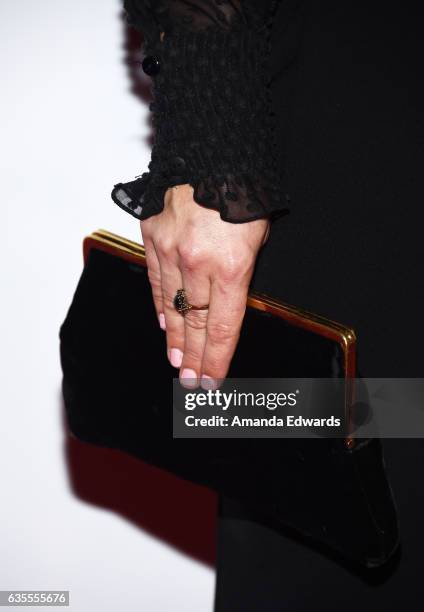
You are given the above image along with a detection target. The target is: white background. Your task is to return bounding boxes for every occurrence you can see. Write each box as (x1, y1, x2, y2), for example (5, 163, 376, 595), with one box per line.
(0, 1, 216, 609)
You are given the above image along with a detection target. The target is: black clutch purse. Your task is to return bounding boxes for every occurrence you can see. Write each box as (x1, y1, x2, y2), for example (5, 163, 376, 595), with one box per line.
(59, 230, 399, 569)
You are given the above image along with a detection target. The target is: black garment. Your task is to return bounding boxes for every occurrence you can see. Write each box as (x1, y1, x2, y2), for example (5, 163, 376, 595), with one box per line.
(113, 0, 424, 610)
(215, 0, 424, 610)
(111, 0, 287, 222)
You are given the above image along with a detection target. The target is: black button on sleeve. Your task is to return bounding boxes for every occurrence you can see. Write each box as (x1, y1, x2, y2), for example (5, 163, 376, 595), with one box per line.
(142, 55, 161, 76)
(170, 156, 186, 173)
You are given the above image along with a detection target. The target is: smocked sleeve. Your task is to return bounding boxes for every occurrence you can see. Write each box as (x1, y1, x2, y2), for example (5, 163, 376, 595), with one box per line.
(111, 0, 284, 223)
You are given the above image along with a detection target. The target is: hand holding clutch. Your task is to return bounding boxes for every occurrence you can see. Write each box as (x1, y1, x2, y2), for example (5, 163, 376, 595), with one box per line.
(140, 183, 269, 390)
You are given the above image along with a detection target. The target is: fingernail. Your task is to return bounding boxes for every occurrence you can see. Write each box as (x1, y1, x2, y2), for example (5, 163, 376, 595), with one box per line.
(159, 313, 166, 330)
(201, 375, 218, 390)
(169, 348, 183, 368)
(180, 369, 198, 388)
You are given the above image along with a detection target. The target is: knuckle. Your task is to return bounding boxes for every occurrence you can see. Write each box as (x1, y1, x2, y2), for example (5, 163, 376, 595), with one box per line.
(165, 328, 184, 347)
(179, 245, 205, 271)
(218, 257, 249, 282)
(162, 290, 177, 310)
(207, 320, 238, 344)
(220, 268, 240, 283)
(151, 290, 163, 307)
(184, 309, 208, 330)
(203, 354, 228, 378)
(183, 345, 202, 363)
(156, 237, 174, 257)
(147, 267, 161, 286)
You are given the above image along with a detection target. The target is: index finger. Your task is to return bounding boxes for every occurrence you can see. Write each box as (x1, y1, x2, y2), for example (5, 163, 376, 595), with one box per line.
(200, 277, 249, 389)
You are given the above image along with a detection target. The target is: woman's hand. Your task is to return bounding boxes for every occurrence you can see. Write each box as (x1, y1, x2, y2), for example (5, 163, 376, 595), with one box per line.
(141, 184, 269, 389)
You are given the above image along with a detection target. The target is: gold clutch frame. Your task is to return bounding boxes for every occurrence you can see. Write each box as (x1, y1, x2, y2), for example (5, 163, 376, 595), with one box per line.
(83, 229, 357, 448)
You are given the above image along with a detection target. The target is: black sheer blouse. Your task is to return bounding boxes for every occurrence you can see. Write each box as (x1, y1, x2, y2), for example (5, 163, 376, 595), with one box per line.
(112, 0, 284, 223)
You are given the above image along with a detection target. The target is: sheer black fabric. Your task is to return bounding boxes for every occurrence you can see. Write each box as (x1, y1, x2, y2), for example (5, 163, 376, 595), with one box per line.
(112, 0, 285, 223)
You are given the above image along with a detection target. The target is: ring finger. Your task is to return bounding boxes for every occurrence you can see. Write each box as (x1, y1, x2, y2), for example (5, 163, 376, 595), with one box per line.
(179, 267, 211, 389)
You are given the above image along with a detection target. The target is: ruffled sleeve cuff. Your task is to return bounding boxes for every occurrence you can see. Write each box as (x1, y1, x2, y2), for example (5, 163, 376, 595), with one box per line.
(112, 170, 285, 223)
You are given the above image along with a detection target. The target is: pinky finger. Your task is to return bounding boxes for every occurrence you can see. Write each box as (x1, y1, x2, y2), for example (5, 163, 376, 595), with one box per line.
(144, 238, 165, 330)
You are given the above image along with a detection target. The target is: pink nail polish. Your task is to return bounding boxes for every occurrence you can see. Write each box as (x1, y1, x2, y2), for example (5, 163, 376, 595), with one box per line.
(170, 348, 183, 368)
(180, 369, 198, 388)
(201, 375, 218, 390)
(159, 313, 166, 330)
